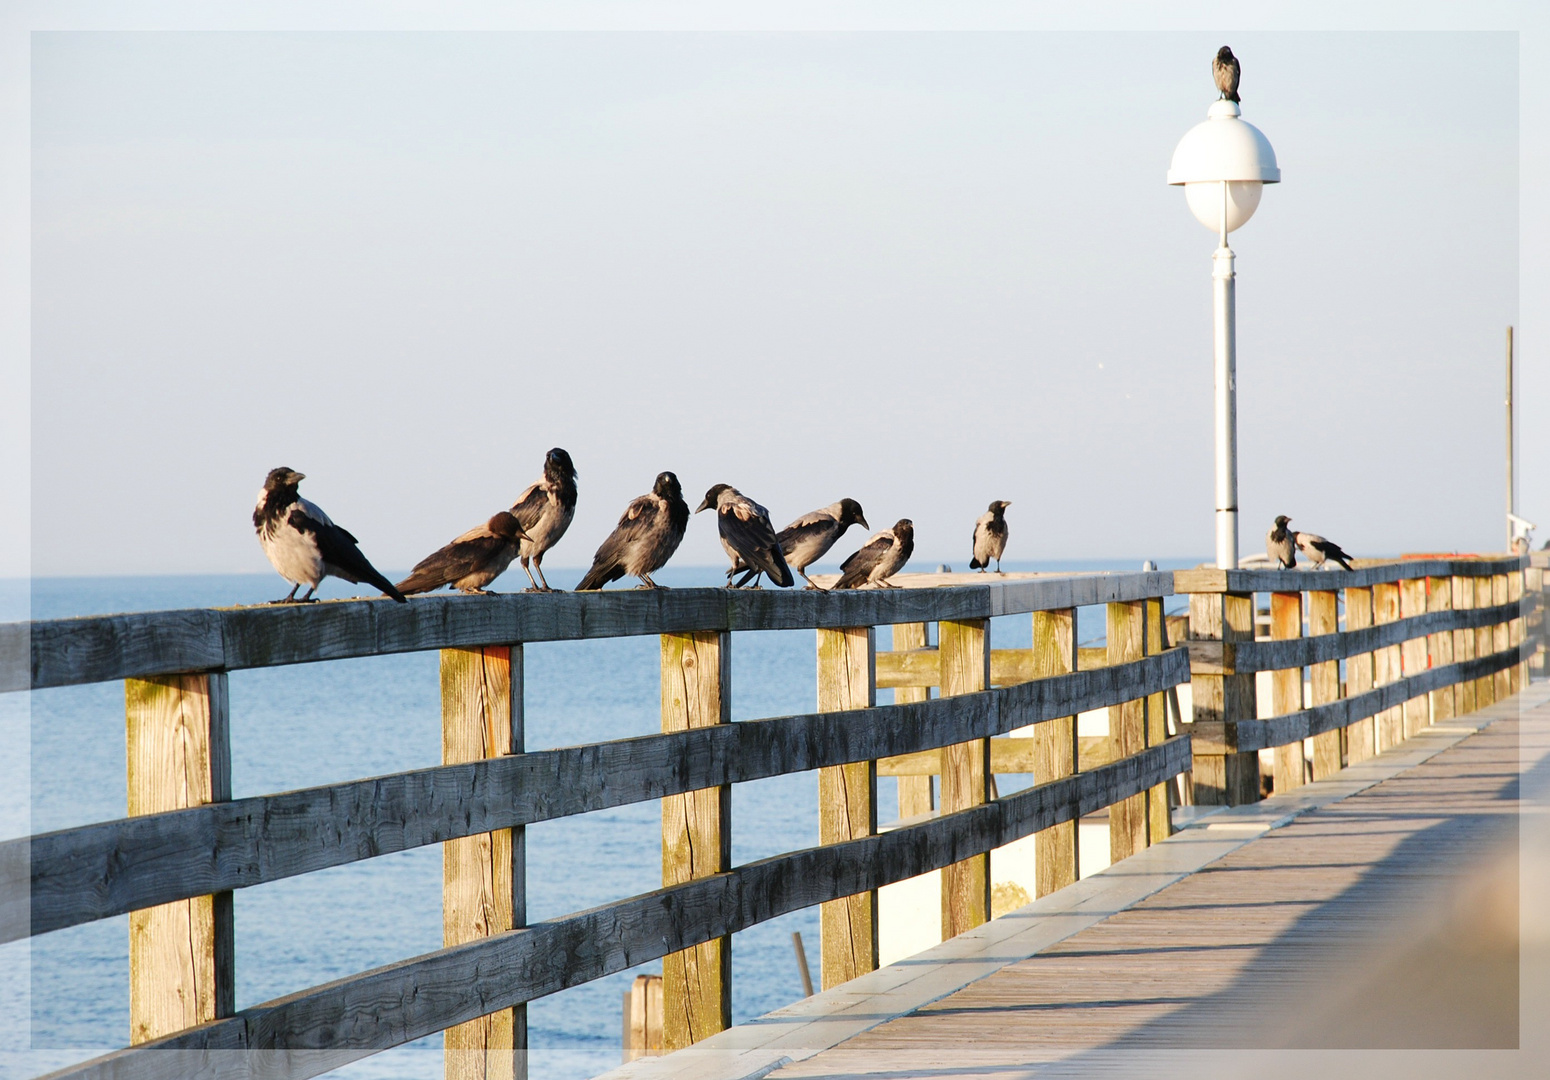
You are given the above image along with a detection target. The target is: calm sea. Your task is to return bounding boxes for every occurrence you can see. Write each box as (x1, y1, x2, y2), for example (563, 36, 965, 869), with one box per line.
(0, 560, 1193, 1080)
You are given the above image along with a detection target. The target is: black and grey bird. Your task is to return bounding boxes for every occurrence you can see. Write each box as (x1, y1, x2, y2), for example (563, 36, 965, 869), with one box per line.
(395, 511, 529, 596)
(968, 501, 1011, 573)
(833, 519, 915, 589)
(1213, 46, 1241, 103)
(509, 447, 578, 592)
(731, 498, 869, 589)
(573, 472, 690, 590)
(1266, 515, 1297, 569)
(253, 467, 406, 603)
(1295, 530, 1355, 571)
(696, 485, 795, 589)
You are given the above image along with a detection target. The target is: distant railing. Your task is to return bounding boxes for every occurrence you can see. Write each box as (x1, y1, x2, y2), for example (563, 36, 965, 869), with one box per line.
(3, 572, 1194, 1080)
(1174, 555, 1535, 803)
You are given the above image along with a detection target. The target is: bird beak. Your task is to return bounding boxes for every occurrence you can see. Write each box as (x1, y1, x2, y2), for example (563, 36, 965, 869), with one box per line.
(694, 498, 712, 513)
(858, 516, 870, 530)
(289, 471, 305, 484)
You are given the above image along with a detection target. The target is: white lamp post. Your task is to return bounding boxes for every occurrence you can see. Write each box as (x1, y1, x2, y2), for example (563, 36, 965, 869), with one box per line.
(1169, 100, 1280, 569)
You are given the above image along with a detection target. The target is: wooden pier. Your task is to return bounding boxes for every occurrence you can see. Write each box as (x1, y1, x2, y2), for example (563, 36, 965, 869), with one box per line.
(2, 553, 1543, 1079)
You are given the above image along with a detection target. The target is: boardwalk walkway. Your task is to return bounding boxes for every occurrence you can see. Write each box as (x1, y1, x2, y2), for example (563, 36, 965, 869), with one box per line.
(605, 681, 1550, 1080)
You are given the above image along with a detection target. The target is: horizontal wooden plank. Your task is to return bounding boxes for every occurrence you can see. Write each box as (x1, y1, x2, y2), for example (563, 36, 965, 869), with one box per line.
(1186, 601, 1521, 674)
(877, 647, 1110, 689)
(6, 649, 1190, 941)
(878, 736, 1111, 776)
(1182, 642, 1527, 753)
(7, 572, 1174, 693)
(39, 736, 1192, 1080)
(1173, 555, 1524, 597)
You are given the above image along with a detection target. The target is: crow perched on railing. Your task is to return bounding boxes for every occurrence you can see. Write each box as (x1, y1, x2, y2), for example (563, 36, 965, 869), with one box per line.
(1267, 515, 1297, 569)
(253, 467, 406, 603)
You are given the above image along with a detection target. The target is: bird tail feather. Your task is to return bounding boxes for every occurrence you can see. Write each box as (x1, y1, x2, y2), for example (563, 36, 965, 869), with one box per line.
(575, 562, 622, 592)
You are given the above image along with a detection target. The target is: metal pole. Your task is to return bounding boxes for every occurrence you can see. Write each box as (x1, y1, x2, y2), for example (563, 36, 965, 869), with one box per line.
(1507, 325, 1515, 551)
(1213, 181, 1238, 569)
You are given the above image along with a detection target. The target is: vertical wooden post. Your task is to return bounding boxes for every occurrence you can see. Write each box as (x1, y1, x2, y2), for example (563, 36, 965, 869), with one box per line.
(1344, 587, 1376, 764)
(1426, 577, 1456, 724)
(1508, 569, 1525, 693)
(1476, 576, 1497, 707)
(1107, 601, 1148, 858)
(442, 645, 525, 1080)
(1269, 592, 1305, 793)
(939, 618, 990, 938)
(1307, 592, 1341, 780)
(891, 622, 934, 819)
(817, 626, 878, 989)
(1492, 573, 1511, 701)
(1453, 576, 1478, 716)
(127, 672, 234, 1044)
(661, 632, 732, 1050)
(1031, 608, 1078, 896)
(1372, 582, 1404, 752)
(1187, 592, 1258, 805)
(1144, 598, 1172, 843)
(1398, 577, 1429, 738)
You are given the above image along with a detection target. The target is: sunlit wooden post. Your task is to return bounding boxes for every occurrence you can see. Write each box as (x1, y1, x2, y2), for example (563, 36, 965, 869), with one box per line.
(817, 626, 878, 989)
(1307, 591, 1341, 779)
(1144, 598, 1172, 843)
(1398, 577, 1429, 738)
(1453, 575, 1478, 716)
(1269, 592, 1305, 792)
(1344, 586, 1377, 763)
(1372, 582, 1403, 752)
(1032, 608, 1078, 895)
(1426, 577, 1456, 725)
(1491, 573, 1510, 703)
(891, 622, 934, 818)
(442, 645, 525, 1080)
(1108, 600, 1148, 857)
(1187, 588, 1259, 805)
(661, 631, 732, 1049)
(126, 673, 234, 1044)
(1508, 568, 1525, 693)
(939, 618, 990, 937)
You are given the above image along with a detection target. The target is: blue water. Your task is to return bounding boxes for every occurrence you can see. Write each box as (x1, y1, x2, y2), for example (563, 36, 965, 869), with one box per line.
(0, 560, 1195, 1079)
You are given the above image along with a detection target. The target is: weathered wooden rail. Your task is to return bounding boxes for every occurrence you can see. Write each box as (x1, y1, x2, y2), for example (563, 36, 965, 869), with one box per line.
(1175, 555, 1534, 802)
(5, 572, 1197, 1080)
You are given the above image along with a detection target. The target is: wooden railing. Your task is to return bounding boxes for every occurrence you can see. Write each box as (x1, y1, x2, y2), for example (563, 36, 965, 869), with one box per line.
(4, 572, 1197, 1080)
(1174, 555, 1534, 804)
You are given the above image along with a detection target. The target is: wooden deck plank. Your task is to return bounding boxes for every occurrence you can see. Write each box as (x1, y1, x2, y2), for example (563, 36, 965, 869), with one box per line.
(771, 696, 1535, 1074)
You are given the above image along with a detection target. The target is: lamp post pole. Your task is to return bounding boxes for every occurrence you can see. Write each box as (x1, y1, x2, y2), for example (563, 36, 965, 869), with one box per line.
(1213, 184, 1238, 570)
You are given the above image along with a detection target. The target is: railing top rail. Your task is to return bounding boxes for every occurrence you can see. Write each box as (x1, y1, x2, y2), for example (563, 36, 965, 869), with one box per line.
(1174, 555, 1526, 595)
(3, 570, 1173, 692)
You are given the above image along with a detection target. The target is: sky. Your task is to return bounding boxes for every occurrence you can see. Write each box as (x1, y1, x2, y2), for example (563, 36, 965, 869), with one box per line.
(3, 7, 1541, 578)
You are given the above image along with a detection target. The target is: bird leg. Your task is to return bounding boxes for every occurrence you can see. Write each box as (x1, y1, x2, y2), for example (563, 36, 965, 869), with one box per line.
(636, 573, 661, 589)
(298, 585, 318, 602)
(520, 557, 543, 592)
(533, 558, 554, 593)
(269, 583, 302, 604)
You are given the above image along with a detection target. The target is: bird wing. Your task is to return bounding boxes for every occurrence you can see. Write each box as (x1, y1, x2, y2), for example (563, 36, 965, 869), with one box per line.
(508, 482, 548, 532)
(777, 516, 835, 555)
(288, 506, 405, 601)
(576, 495, 661, 589)
(720, 501, 792, 586)
(836, 532, 893, 588)
(397, 534, 511, 594)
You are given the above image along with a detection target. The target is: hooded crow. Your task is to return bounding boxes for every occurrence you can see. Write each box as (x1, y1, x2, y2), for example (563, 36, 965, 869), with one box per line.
(833, 519, 915, 589)
(1213, 46, 1241, 102)
(396, 511, 529, 595)
(696, 485, 794, 589)
(1294, 530, 1355, 571)
(730, 498, 869, 589)
(1266, 515, 1296, 569)
(508, 448, 578, 592)
(968, 500, 1011, 573)
(253, 467, 406, 603)
(574, 472, 690, 590)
